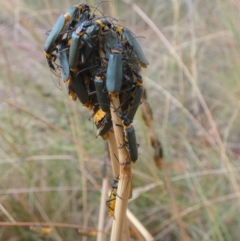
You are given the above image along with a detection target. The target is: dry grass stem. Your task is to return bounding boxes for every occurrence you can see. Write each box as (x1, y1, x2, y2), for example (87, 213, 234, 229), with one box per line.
(123, 217, 130, 241)
(0, 204, 16, 223)
(97, 177, 108, 241)
(127, 209, 154, 241)
(109, 95, 132, 241)
(162, 162, 190, 241)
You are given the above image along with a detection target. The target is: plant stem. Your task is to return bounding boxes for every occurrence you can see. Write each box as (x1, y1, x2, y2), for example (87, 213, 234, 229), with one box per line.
(109, 94, 132, 241)
(107, 129, 120, 177)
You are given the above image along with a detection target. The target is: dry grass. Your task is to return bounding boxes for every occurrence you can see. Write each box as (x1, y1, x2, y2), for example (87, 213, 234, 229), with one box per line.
(0, 0, 240, 240)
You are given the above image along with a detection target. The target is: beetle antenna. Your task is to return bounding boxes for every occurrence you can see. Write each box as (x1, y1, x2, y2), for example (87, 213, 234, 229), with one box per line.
(124, 28, 146, 41)
(50, 70, 62, 90)
(90, 1, 120, 27)
(76, 64, 99, 76)
(91, 1, 112, 17)
(45, 29, 51, 36)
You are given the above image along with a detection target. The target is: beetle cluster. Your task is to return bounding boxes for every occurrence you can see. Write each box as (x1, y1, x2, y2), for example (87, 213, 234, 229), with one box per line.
(44, 3, 149, 162)
(44, 3, 166, 222)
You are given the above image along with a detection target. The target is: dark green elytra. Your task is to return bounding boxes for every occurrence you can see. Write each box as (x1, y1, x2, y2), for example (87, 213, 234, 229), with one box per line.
(58, 44, 70, 83)
(44, 14, 66, 53)
(106, 53, 122, 93)
(104, 31, 119, 58)
(105, 31, 119, 48)
(69, 32, 81, 69)
(44, 5, 90, 54)
(123, 28, 149, 67)
(126, 87, 143, 121)
(85, 24, 101, 38)
(94, 78, 110, 112)
(70, 72, 89, 105)
(65, 6, 79, 26)
(125, 125, 138, 162)
(81, 24, 101, 61)
(80, 40, 93, 63)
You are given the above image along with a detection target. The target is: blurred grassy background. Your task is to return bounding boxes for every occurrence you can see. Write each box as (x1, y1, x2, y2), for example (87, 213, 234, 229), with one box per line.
(0, 0, 240, 240)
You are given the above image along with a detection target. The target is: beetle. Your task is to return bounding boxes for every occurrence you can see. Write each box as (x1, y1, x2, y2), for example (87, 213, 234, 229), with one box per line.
(124, 123, 138, 162)
(81, 23, 101, 62)
(94, 75, 110, 112)
(93, 109, 112, 138)
(124, 71, 144, 121)
(126, 87, 143, 121)
(97, 115, 112, 138)
(106, 44, 123, 93)
(99, 29, 119, 60)
(70, 71, 90, 105)
(67, 10, 93, 69)
(44, 3, 90, 53)
(68, 31, 82, 70)
(117, 112, 138, 162)
(106, 176, 132, 216)
(44, 13, 71, 65)
(44, 4, 91, 70)
(114, 26, 149, 68)
(120, 114, 138, 163)
(58, 42, 71, 85)
(68, 20, 93, 70)
(46, 48, 58, 71)
(106, 176, 119, 217)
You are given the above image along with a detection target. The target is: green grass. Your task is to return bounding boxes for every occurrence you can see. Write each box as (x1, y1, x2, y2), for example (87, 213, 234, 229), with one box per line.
(0, 0, 240, 240)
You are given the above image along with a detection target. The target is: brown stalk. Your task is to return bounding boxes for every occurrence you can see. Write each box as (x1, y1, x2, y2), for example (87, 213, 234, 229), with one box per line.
(109, 94, 132, 241)
(127, 209, 154, 241)
(107, 129, 120, 177)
